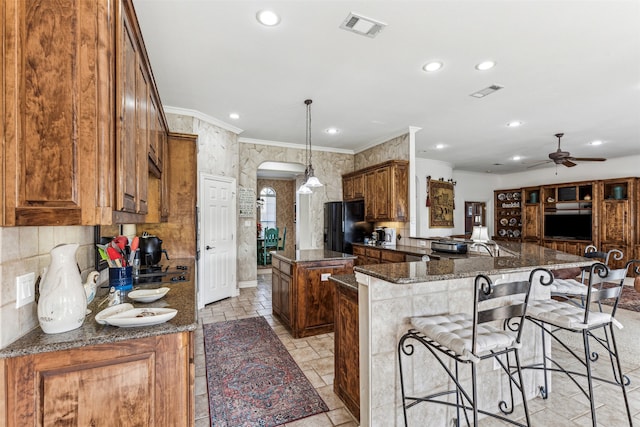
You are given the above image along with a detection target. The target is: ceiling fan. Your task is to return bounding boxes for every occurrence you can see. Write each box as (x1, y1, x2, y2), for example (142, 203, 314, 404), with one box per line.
(528, 133, 607, 168)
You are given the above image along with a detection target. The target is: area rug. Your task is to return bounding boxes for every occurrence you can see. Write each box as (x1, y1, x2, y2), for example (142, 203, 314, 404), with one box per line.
(601, 284, 640, 312)
(203, 316, 329, 427)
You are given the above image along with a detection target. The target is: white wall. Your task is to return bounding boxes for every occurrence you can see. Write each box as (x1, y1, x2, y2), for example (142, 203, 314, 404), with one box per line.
(494, 155, 640, 188)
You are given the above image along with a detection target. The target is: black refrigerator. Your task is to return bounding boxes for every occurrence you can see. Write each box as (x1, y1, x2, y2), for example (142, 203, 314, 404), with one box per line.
(324, 201, 372, 254)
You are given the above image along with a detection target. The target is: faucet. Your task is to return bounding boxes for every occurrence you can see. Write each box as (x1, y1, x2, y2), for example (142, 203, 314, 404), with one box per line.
(470, 242, 495, 257)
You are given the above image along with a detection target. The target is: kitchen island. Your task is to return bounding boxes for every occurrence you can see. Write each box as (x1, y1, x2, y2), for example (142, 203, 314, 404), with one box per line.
(354, 243, 592, 427)
(0, 259, 197, 426)
(271, 249, 356, 338)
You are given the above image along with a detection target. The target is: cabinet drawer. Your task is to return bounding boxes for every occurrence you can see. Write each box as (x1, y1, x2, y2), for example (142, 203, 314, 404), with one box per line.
(352, 246, 366, 256)
(381, 251, 405, 263)
(278, 261, 292, 276)
(365, 248, 382, 259)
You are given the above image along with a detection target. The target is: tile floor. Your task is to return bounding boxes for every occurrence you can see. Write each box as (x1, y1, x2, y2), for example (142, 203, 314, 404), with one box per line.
(193, 271, 640, 426)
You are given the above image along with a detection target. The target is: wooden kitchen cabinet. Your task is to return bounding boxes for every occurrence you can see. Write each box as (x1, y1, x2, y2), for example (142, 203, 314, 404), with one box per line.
(2, 0, 168, 226)
(342, 174, 364, 201)
(272, 258, 293, 327)
(334, 282, 360, 421)
(272, 256, 354, 338)
(521, 187, 541, 243)
(344, 160, 408, 222)
(143, 133, 198, 255)
(352, 244, 406, 265)
(3, 332, 194, 426)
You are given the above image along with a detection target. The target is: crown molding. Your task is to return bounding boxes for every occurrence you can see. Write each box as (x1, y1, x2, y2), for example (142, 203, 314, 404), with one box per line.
(239, 137, 354, 155)
(163, 105, 244, 134)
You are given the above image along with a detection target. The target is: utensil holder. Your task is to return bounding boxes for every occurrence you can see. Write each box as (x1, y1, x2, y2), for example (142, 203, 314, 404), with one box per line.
(109, 266, 133, 291)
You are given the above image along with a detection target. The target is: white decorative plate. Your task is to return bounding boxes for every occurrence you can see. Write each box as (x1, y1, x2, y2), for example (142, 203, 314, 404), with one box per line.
(500, 218, 508, 226)
(498, 229, 507, 237)
(95, 303, 134, 325)
(498, 193, 506, 201)
(127, 287, 170, 303)
(102, 308, 178, 327)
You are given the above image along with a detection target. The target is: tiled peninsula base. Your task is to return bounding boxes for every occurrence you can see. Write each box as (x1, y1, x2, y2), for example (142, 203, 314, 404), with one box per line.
(356, 270, 552, 427)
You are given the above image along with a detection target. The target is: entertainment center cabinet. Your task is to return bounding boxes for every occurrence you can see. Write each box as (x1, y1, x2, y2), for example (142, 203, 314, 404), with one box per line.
(495, 177, 637, 268)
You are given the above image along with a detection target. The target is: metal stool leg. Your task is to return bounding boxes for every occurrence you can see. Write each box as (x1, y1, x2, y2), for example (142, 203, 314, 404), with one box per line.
(583, 330, 597, 427)
(609, 323, 633, 426)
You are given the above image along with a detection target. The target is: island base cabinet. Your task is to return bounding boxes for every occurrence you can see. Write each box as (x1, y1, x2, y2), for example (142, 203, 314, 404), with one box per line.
(2, 332, 194, 426)
(272, 257, 354, 339)
(334, 284, 360, 421)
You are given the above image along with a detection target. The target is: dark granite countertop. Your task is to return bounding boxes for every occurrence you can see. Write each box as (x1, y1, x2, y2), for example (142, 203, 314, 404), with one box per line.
(272, 248, 357, 263)
(0, 259, 197, 359)
(329, 274, 358, 292)
(352, 242, 431, 257)
(354, 242, 591, 284)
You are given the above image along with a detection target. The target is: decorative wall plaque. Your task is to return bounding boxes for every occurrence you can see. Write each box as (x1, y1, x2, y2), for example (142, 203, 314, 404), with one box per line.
(428, 178, 454, 228)
(238, 187, 255, 218)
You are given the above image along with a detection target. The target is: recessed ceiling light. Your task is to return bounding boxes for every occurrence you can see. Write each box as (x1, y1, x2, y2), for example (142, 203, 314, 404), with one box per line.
(229, 113, 240, 120)
(589, 140, 603, 146)
(256, 10, 280, 26)
(325, 128, 340, 135)
(435, 143, 445, 149)
(475, 60, 496, 71)
(506, 121, 523, 127)
(422, 62, 443, 72)
(512, 155, 522, 161)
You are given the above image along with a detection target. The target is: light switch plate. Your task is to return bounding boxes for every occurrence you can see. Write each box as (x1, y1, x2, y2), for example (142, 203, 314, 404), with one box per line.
(418, 240, 427, 247)
(321, 273, 331, 281)
(16, 272, 36, 308)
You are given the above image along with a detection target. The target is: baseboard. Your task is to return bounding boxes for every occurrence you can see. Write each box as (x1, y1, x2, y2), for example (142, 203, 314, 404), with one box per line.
(238, 280, 257, 289)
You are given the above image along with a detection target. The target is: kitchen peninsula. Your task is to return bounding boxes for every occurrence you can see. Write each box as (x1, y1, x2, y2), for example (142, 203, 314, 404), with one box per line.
(0, 259, 197, 426)
(353, 242, 592, 427)
(271, 249, 356, 338)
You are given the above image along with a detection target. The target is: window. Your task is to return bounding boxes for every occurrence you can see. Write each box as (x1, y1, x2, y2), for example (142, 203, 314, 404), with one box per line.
(259, 187, 277, 231)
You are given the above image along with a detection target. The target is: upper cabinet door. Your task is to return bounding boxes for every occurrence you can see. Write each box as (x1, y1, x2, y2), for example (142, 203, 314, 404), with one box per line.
(2, 0, 112, 225)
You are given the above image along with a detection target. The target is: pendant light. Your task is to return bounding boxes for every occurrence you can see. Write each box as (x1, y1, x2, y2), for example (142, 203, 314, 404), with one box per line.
(297, 99, 322, 194)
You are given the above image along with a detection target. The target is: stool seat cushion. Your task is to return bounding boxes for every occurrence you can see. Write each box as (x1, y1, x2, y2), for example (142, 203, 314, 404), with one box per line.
(411, 313, 518, 363)
(548, 278, 588, 295)
(527, 299, 623, 330)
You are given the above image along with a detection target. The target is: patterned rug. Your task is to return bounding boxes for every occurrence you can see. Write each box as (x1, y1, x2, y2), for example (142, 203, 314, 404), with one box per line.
(203, 317, 329, 426)
(602, 284, 640, 312)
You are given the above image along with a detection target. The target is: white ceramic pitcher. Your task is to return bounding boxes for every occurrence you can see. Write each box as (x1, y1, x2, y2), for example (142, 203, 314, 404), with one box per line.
(37, 243, 87, 334)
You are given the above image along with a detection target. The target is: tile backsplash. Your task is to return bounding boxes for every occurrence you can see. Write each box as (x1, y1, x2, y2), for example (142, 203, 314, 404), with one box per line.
(0, 226, 97, 348)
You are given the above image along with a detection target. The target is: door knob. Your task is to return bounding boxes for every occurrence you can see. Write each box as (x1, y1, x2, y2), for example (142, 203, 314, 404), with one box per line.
(206, 245, 215, 250)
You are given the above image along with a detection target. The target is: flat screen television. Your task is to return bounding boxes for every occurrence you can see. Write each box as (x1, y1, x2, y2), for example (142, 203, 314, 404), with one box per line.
(544, 213, 592, 241)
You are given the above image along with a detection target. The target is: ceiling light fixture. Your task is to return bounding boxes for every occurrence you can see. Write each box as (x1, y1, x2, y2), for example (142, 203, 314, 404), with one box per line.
(589, 140, 603, 146)
(229, 113, 240, 120)
(325, 128, 340, 135)
(423, 62, 443, 72)
(297, 99, 323, 194)
(506, 121, 522, 127)
(475, 60, 496, 71)
(435, 143, 445, 149)
(256, 10, 280, 26)
(512, 155, 522, 161)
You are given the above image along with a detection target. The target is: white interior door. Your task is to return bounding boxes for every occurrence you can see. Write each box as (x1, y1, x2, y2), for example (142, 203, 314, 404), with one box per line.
(199, 174, 236, 306)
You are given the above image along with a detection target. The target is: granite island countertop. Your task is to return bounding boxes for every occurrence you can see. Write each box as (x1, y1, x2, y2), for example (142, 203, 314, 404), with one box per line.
(354, 242, 591, 284)
(272, 248, 357, 263)
(0, 258, 197, 359)
(328, 274, 358, 292)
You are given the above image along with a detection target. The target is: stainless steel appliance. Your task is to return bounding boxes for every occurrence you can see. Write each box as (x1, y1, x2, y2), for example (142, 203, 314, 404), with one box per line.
(324, 201, 373, 254)
(431, 240, 468, 254)
(382, 228, 397, 247)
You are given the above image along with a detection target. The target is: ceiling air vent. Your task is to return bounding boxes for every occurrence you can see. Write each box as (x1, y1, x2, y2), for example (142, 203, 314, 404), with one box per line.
(340, 12, 387, 38)
(470, 84, 504, 98)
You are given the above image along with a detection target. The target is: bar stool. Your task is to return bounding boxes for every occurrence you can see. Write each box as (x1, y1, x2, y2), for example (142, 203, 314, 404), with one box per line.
(548, 246, 624, 305)
(525, 260, 639, 427)
(398, 268, 546, 427)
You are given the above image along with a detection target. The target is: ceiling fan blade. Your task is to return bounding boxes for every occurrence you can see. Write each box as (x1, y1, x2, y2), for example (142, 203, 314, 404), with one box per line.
(526, 160, 552, 169)
(562, 159, 577, 167)
(570, 157, 607, 162)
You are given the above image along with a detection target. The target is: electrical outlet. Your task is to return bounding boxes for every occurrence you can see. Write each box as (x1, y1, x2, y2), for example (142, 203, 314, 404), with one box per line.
(321, 273, 331, 281)
(418, 240, 427, 247)
(16, 272, 36, 308)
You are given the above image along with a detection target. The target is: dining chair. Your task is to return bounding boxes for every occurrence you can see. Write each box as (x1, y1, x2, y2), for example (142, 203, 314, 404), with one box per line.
(277, 227, 286, 251)
(260, 228, 279, 265)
